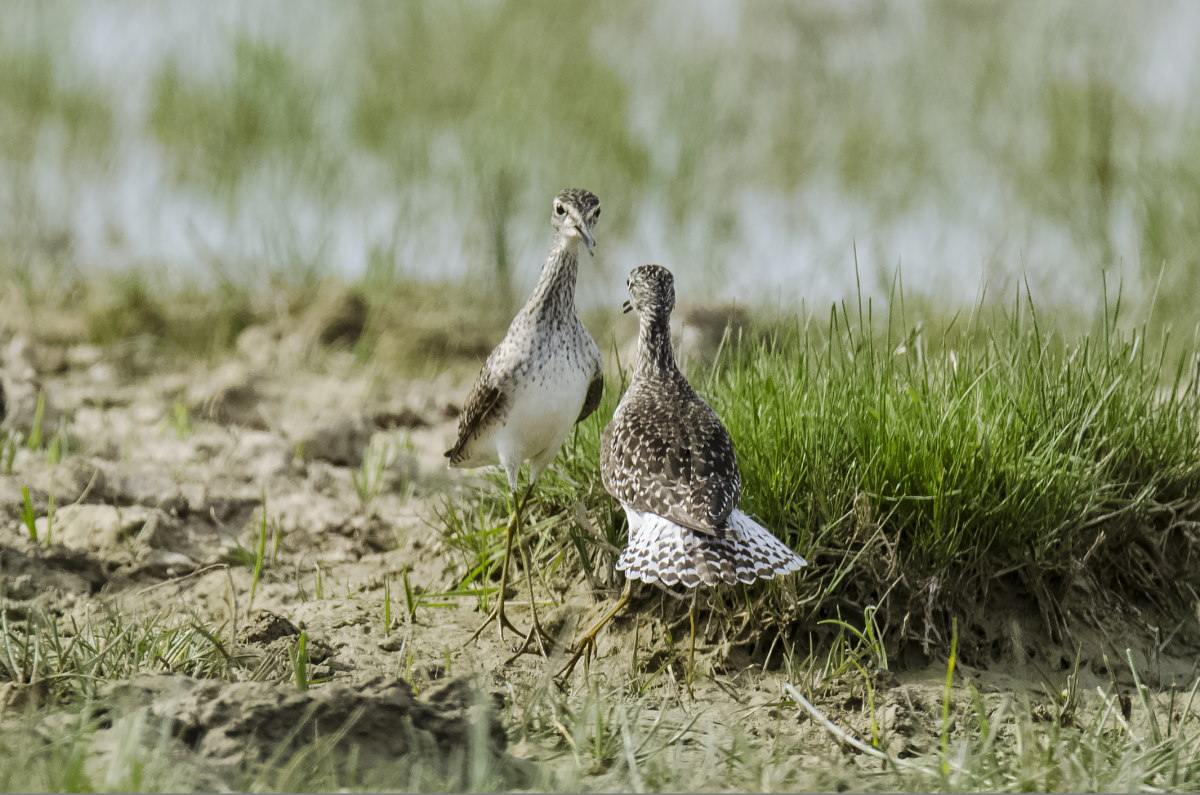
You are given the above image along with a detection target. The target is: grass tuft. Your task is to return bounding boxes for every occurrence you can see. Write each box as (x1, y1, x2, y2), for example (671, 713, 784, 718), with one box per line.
(0, 609, 234, 705)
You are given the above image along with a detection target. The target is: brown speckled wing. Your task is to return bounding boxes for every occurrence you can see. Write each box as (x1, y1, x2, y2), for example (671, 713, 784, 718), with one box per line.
(601, 379, 741, 535)
(445, 367, 508, 463)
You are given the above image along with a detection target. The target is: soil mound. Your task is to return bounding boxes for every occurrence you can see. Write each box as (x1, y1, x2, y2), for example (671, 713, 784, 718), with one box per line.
(104, 673, 507, 771)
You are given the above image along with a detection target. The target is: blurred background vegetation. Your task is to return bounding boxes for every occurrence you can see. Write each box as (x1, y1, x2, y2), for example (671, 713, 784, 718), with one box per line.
(2, 0, 1200, 360)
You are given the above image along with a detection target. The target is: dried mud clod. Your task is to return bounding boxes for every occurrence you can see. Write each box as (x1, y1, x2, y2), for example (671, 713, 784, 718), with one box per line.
(187, 368, 261, 428)
(0, 543, 110, 604)
(234, 610, 335, 680)
(314, 290, 369, 347)
(239, 610, 302, 645)
(303, 414, 375, 467)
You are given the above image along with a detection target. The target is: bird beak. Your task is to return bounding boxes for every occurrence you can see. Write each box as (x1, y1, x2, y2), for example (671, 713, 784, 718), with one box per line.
(578, 222, 596, 256)
(622, 299, 633, 314)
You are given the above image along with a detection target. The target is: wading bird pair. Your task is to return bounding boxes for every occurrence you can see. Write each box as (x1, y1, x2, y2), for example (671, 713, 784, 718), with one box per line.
(445, 188, 806, 670)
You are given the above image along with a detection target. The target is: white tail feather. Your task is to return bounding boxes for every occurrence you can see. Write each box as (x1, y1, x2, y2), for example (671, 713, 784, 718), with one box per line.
(616, 508, 806, 588)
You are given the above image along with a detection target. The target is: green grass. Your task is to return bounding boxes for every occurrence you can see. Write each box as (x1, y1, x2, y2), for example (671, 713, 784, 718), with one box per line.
(444, 285, 1200, 654)
(148, 35, 328, 190)
(249, 496, 269, 607)
(784, 666, 1200, 793)
(0, 40, 113, 160)
(0, 251, 526, 374)
(0, 710, 201, 793)
(291, 630, 309, 690)
(0, 609, 235, 705)
(0, 431, 18, 474)
(713, 289, 1200, 628)
(3, 652, 1200, 792)
(18, 486, 38, 541)
(0, 707, 518, 793)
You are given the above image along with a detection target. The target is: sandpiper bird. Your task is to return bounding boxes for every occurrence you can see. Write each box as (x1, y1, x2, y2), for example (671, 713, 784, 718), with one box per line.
(447, 188, 603, 659)
(561, 264, 806, 675)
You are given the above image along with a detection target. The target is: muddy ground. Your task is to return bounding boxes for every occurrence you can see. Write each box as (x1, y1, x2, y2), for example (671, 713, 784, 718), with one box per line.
(1, 322, 1196, 791)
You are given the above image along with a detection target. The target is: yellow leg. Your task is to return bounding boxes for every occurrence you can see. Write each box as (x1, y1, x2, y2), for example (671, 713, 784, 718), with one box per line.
(686, 589, 699, 692)
(558, 580, 634, 678)
(465, 484, 533, 646)
(503, 522, 558, 663)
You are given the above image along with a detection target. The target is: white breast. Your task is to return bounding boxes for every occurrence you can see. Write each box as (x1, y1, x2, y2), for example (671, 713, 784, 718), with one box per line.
(494, 359, 591, 469)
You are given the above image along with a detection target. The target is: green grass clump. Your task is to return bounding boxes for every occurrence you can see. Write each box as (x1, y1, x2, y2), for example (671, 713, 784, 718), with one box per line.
(0, 42, 114, 159)
(710, 292, 1200, 619)
(82, 272, 260, 360)
(444, 288, 1200, 649)
(0, 609, 234, 704)
(148, 35, 326, 188)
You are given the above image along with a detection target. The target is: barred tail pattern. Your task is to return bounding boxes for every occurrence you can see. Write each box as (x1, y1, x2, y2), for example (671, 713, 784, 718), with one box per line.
(615, 508, 806, 588)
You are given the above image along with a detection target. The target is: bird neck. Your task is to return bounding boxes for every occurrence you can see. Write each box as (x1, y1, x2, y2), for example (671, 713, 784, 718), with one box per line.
(524, 236, 580, 318)
(635, 311, 678, 381)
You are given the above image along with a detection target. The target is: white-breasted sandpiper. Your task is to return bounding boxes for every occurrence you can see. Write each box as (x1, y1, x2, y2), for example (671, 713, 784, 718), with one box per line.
(447, 188, 604, 659)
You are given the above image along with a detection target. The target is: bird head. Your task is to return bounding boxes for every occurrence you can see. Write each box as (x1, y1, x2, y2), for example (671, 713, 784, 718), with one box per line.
(623, 264, 675, 318)
(551, 188, 601, 256)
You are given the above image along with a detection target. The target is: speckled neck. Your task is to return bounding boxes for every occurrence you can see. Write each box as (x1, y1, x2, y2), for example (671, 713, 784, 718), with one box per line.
(523, 235, 580, 324)
(635, 309, 677, 381)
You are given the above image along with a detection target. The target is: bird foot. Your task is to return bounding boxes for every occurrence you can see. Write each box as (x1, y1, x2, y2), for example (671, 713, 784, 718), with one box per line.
(464, 601, 524, 648)
(503, 618, 557, 665)
(556, 583, 632, 679)
(556, 636, 597, 679)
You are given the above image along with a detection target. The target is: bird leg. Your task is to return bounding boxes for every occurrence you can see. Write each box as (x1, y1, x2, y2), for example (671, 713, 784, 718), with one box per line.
(686, 588, 699, 693)
(465, 484, 533, 646)
(502, 529, 558, 663)
(502, 482, 557, 661)
(558, 580, 633, 679)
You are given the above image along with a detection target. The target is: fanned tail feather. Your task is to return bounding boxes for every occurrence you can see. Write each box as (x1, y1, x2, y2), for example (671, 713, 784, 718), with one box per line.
(616, 508, 806, 588)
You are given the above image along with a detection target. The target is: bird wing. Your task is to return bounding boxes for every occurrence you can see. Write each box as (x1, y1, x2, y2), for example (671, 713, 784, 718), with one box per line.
(601, 383, 741, 535)
(444, 357, 511, 463)
(576, 369, 604, 424)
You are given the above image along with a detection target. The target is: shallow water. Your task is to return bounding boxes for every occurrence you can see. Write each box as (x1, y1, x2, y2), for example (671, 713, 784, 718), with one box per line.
(4, 0, 1200, 314)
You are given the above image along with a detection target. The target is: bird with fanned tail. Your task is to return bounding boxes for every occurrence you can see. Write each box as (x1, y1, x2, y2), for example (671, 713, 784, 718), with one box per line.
(561, 264, 806, 676)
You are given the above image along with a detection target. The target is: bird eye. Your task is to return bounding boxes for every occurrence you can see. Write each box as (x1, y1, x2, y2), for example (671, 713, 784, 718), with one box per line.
(594, 208, 601, 219)
(555, 203, 566, 216)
